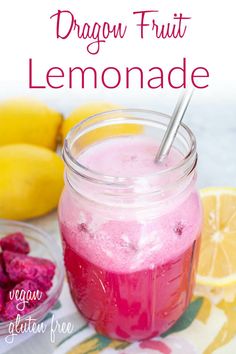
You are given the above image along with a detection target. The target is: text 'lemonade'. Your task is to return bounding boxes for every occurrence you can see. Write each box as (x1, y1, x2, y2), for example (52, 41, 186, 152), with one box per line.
(59, 111, 202, 341)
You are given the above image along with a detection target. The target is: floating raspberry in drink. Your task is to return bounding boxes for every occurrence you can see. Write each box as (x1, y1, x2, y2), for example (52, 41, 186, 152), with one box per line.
(0, 232, 30, 254)
(77, 223, 88, 233)
(174, 222, 185, 236)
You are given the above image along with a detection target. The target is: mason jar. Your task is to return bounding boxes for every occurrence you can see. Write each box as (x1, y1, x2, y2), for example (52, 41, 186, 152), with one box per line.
(58, 109, 202, 341)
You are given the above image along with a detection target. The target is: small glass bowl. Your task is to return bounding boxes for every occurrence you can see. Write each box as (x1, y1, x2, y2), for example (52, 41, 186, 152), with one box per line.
(0, 219, 64, 336)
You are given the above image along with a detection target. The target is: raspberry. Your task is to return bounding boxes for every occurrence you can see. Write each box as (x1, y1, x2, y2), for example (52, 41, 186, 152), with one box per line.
(1, 280, 47, 321)
(3, 251, 56, 291)
(0, 287, 4, 312)
(0, 253, 9, 287)
(0, 232, 30, 254)
(0, 230, 56, 322)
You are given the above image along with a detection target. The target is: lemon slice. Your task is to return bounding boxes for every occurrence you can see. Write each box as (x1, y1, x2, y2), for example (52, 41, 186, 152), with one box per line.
(197, 187, 236, 287)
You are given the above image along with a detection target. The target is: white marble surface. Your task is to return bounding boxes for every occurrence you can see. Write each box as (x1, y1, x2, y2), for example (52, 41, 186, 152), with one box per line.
(185, 101, 236, 188)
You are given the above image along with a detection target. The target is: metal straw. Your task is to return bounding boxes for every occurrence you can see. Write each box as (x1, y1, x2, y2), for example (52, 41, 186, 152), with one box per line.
(155, 89, 194, 163)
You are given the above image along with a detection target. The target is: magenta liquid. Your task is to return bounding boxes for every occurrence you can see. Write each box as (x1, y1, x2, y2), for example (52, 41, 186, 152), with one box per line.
(59, 135, 202, 341)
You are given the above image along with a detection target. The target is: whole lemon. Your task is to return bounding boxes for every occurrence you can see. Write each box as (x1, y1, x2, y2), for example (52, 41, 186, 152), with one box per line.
(61, 102, 142, 147)
(0, 144, 64, 220)
(0, 98, 62, 150)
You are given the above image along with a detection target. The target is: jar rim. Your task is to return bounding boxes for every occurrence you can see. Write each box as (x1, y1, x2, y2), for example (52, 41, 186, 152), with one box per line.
(63, 108, 197, 187)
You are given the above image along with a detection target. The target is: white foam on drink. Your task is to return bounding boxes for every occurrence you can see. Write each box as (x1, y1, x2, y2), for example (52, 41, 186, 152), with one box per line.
(78, 135, 182, 177)
(61, 135, 201, 273)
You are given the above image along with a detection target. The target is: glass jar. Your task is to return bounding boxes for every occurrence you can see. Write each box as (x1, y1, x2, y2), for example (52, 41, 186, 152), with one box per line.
(58, 109, 202, 341)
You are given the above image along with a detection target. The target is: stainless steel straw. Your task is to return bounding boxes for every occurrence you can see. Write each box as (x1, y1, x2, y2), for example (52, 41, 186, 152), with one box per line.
(155, 89, 194, 163)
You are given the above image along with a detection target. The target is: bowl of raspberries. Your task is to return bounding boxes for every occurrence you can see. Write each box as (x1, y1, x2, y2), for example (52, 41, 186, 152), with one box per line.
(0, 220, 64, 335)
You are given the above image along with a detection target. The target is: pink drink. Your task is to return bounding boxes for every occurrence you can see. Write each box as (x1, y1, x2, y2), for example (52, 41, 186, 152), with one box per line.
(59, 133, 202, 341)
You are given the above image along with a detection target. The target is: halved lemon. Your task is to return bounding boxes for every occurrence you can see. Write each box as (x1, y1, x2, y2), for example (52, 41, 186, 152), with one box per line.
(197, 187, 236, 287)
